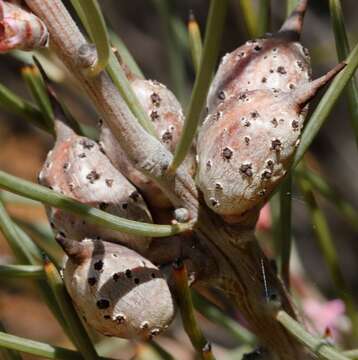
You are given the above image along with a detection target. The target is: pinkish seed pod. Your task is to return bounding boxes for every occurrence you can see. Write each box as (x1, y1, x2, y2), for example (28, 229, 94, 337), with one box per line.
(197, 64, 344, 223)
(38, 86, 152, 252)
(60, 237, 175, 339)
(100, 78, 196, 209)
(0, 0, 48, 52)
(207, 0, 310, 113)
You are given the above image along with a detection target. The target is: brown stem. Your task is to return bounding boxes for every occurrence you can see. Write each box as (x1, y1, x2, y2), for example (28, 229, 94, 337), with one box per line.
(24, 1, 310, 358)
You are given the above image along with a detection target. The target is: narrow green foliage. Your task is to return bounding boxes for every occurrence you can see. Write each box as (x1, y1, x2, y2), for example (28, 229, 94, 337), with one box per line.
(71, 0, 110, 76)
(109, 31, 144, 79)
(293, 42, 358, 167)
(0, 83, 52, 134)
(188, 12, 203, 74)
(295, 168, 358, 231)
(152, 0, 187, 103)
(0, 197, 37, 264)
(43, 258, 99, 360)
(21, 65, 54, 134)
(193, 293, 256, 345)
(329, 0, 358, 147)
(298, 170, 358, 339)
(344, 350, 358, 359)
(106, 52, 157, 136)
(278, 175, 293, 289)
(170, 0, 228, 173)
(0, 170, 192, 237)
(172, 261, 215, 360)
(71, 0, 156, 136)
(14, 217, 63, 267)
(0, 264, 44, 279)
(239, 0, 259, 38)
(0, 323, 22, 360)
(0, 332, 114, 360)
(258, 0, 271, 36)
(277, 311, 349, 360)
(0, 196, 70, 338)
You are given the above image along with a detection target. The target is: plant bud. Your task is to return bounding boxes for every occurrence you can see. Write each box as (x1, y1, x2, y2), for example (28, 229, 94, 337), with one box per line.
(206, 0, 310, 113)
(0, 0, 48, 52)
(100, 78, 196, 209)
(60, 237, 175, 339)
(197, 64, 344, 223)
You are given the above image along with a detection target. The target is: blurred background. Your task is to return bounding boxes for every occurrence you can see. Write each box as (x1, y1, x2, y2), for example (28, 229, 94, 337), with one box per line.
(1, 0, 358, 358)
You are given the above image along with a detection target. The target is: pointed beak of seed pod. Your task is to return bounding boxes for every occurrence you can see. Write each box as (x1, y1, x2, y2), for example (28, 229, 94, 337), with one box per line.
(292, 62, 346, 108)
(56, 235, 91, 265)
(278, 0, 308, 41)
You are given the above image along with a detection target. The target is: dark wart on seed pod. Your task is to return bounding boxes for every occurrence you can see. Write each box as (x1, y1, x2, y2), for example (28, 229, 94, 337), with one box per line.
(100, 75, 196, 209)
(207, 0, 310, 113)
(38, 86, 152, 252)
(59, 237, 175, 339)
(197, 64, 345, 223)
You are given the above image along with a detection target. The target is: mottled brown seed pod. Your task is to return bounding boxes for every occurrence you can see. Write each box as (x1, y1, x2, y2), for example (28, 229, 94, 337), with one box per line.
(100, 77, 196, 209)
(59, 237, 175, 339)
(197, 65, 344, 223)
(207, 0, 310, 113)
(0, 0, 48, 52)
(38, 90, 152, 252)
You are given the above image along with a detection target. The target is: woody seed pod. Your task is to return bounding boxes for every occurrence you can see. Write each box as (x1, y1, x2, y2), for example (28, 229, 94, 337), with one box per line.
(100, 75, 196, 209)
(0, 0, 48, 52)
(60, 237, 175, 339)
(197, 65, 345, 223)
(38, 85, 152, 252)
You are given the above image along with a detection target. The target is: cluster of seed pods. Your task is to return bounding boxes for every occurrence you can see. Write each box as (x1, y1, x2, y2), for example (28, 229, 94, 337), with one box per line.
(0, 0, 48, 52)
(37, 79, 177, 339)
(100, 68, 196, 209)
(197, 0, 344, 223)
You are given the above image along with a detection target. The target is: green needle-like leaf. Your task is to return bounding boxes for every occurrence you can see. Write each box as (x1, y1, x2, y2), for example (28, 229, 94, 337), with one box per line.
(0, 83, 52, 134)
(0, 264, 44, 278)
(0, 332, 114, 360)
(239, 0, 259, 38)
(43, 258, 99, 360)
(295, 168, 358, 231)
(293, 42, 358, 167)
(70, 0, 110, 76)
(21, 65, 54, 134)
(71, 0, 156, 136)
(188, 12, 203, 74)
(0, 170, 192, 238)
(152, 0, 187, 103)
(170, 0, 228, 173)
(277, 311, 349, 360)
(193, 293, 256, 345)
(109, 31, 144, 79)
(0, 323, 22, 360)
(172, 261, 215, 360)
(329, 0, 358, 147)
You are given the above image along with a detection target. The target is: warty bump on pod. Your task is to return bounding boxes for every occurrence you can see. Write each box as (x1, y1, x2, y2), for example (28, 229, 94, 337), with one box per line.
(58, 236, 176, 339)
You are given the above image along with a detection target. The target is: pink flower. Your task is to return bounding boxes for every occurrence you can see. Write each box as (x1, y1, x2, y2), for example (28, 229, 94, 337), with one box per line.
(302, 298, 350, 341)
(0, 0, 48, 52)
(256, 204, 271, 231)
